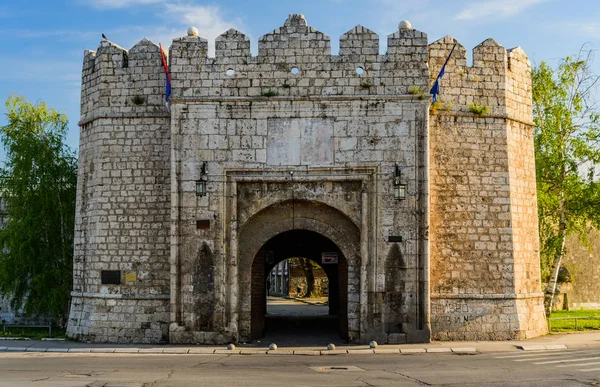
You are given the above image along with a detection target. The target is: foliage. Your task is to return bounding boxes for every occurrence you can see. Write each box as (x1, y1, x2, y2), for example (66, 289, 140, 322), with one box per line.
(261, 89, 279, 97)
(548, 309, 600, 332)
(430, 99, 453, 113)
(468, 103, 489, 116)
(289, 257, 324, 297)
(0, 326, 67, 340)
(532, 47, 600, 316)
(408, 86, 427, 100)
(360, 80, 373, 90)
(0, 96, 77, 325)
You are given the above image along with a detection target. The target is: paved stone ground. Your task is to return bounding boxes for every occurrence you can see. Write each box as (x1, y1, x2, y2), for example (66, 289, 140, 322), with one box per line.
(260, 296, 341, 347)
(266, 296, 329, 316)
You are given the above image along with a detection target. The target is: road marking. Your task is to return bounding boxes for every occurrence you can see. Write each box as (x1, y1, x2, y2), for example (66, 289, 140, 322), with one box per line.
(514, 356, 570, 362)
(580, 368, 600, 372)
(496, 349, 597, 359)
(534, 357, 600, 365)
(510, 352, 598, 362)
(496, 351, 568, 359)
(557, 362, 600, 368)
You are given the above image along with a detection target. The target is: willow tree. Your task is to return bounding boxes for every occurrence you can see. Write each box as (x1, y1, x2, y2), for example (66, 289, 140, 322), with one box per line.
(532, 49, 600, 316)
(0, 96, 77, 324)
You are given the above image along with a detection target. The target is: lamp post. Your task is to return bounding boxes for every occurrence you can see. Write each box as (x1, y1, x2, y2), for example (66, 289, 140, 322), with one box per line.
(394, 164, 406, 201)
(196, 162, 207, 197)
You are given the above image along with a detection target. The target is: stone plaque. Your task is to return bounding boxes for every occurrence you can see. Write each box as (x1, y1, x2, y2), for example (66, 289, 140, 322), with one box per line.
(267, 118, 334, 166)
(101, 270, 121, 285)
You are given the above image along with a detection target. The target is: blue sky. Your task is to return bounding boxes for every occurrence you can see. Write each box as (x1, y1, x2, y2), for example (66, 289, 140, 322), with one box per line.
(0, 0, 598, 157)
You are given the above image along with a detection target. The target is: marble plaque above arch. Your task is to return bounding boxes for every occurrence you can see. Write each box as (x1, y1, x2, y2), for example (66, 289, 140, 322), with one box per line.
(266, 118, 334, 166)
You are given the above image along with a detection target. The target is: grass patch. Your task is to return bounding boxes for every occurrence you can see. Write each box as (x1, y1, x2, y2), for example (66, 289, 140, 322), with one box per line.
(548, 309, 600, 332)
(0, 326, 66, 340)
(430, 99, 453, 113)
(360, 80, 373, 90)
(469, 103, 489, 116)
(261, 89, 278, 97)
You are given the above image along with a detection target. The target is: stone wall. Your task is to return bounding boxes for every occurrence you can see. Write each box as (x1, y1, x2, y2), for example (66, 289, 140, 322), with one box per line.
(428, 36, 547, 340)
(168, 15, 429, 344)
(67, 39, 171, 343)
(563, 232, 600, 309)
(68, 14, 546, 344)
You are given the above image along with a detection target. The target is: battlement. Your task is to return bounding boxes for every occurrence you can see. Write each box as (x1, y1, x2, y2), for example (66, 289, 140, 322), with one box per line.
(80, 14, 532, 124)
(80, 38, 169, 122)
(428, 35, 532, 123)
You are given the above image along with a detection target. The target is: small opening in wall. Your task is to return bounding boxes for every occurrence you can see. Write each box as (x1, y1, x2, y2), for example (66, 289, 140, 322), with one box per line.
(226, 68, 235, 76)
(356, 67, 365, 75)
(291, 67, 299, 75)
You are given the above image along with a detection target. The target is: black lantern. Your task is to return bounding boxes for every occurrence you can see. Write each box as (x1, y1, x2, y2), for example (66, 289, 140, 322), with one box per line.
(196, 162, 207, 197)
(394, 164, 406, 200)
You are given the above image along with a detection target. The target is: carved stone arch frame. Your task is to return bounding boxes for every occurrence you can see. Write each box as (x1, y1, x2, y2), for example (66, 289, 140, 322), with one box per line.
(224, 168, 377, 343)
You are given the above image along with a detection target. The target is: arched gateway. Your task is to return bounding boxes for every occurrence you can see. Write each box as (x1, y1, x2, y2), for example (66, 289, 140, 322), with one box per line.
(238, 200, 359, 341)
(67, 15, 548, 345)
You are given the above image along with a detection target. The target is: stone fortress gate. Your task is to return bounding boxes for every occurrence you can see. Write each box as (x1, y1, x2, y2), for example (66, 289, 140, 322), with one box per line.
(67, 15, 547, 344)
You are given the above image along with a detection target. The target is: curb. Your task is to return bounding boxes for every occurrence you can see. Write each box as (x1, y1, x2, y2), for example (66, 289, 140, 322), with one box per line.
(0, 346, 479, 356)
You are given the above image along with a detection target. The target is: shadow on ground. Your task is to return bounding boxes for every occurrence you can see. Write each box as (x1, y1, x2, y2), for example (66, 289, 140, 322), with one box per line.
(243, 296, 346, 347)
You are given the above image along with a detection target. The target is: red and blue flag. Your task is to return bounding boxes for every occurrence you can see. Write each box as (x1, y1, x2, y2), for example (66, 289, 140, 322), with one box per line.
(159, 43, 171, 112)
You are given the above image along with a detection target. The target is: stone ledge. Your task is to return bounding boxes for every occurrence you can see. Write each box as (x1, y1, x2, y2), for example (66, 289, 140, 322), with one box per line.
(431, 111, 535, 127)
(70, 292, 170, 301)
(431, 292, 544, 300)
(169, 94, 430, 104)
(78, 112, 170, 126)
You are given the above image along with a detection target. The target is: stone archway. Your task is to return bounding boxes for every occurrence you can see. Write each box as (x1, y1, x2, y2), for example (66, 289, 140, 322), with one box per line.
(251, 230, 348, 341)
(237, 199, 361, 343)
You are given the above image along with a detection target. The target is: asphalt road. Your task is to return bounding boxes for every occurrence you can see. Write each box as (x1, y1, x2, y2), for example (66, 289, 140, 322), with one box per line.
(0, 348, 599, 386)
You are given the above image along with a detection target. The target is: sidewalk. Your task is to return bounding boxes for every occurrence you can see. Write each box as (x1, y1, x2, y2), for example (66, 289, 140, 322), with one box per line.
(0, 331, 598, 356)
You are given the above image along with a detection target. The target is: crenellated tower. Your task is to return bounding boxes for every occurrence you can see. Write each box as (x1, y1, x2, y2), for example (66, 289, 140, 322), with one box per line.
(68, 39, 171, 343)
(67, 15, 546, 344)
(428, 36, 546, 340)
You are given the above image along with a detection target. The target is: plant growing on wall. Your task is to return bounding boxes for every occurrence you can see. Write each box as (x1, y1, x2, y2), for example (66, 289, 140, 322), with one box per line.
(0, 96, 77, 325)
(469, 103, 489, 116)
(532, 47, 600, 316)
(261, 89, 279, 97)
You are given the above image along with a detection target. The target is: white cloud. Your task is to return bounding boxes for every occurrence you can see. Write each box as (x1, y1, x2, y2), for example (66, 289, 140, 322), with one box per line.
(82, 1, 242, 56)
(578, 22, 600, 39)
(162, 3, 242, 46)
(455, 0, 549, 21)
(88, 0, 163, 9)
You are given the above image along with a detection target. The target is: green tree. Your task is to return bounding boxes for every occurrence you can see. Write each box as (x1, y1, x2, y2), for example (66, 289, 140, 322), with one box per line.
(532, 48, 600, 316)
(0, 96, 77, 324)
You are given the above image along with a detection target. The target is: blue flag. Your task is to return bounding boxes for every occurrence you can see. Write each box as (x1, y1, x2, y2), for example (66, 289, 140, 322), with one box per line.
(430, 44, 456, 103)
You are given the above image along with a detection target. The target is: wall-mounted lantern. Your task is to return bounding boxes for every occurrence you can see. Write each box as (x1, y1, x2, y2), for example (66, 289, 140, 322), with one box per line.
(394, 164, 406, 201)
(196, 162, 207, 197)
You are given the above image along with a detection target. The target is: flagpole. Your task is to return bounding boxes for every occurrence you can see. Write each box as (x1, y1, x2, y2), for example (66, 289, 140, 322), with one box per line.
(436, 43, 457, 79)
(430, 43, 457, 103)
